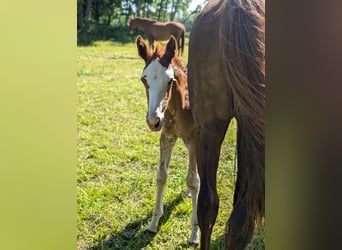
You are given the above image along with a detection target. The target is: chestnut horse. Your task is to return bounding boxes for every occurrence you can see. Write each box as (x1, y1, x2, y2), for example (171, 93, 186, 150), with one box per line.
(188, 0, 265, 249)
(130, 16, 185, 56)
(136, 35, 200, 244)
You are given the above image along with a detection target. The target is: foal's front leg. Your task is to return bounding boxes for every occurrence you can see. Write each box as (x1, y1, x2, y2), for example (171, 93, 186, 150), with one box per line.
(147, 132, 177, 233)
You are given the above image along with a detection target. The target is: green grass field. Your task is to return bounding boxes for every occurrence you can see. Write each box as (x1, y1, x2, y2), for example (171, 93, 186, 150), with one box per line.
(77, 40, 264, 249)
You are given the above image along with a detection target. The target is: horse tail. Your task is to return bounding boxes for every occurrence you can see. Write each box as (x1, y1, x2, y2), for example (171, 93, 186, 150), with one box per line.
(219, 0, 265, 236)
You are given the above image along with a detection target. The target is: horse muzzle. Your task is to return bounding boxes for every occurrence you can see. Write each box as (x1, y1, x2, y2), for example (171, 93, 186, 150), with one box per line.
(146, 116, 163, 132)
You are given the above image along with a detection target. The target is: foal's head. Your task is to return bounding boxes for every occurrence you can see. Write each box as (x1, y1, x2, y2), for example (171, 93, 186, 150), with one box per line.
(136, 35, 180, 131)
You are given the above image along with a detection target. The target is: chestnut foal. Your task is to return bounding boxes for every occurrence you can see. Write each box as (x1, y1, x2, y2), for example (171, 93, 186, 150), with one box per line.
(136, 35, 199, 244)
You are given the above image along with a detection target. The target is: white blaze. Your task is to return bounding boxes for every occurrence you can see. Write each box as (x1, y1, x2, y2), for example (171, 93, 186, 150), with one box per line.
(141, 61, 174, 123)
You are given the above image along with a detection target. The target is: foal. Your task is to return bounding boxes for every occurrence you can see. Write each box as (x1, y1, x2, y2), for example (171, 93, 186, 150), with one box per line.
(136, 35, 199, 244)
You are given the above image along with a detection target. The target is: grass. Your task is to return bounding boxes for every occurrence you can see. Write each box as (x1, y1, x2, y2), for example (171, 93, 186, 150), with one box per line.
(77, 39, 264, 249)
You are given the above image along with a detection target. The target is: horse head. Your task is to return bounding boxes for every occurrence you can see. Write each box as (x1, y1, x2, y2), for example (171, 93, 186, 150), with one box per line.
(136, 35, 178, 131)
(129, 16, 135, 33)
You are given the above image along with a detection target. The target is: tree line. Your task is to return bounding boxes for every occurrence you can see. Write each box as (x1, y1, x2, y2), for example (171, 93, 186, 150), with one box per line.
(77, 0, 205, 31)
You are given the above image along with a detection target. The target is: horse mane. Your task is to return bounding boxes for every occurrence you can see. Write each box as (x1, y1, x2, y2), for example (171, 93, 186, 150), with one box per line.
(217, 0, 265, 231)
(172, 57, 189, 109)
(171, 56, 188, 75)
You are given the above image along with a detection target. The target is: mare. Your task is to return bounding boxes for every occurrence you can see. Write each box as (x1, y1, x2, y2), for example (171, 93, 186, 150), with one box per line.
(136, 35, 200, 244)
(130, 16, 185, 56)
(187, 0, 265, 249)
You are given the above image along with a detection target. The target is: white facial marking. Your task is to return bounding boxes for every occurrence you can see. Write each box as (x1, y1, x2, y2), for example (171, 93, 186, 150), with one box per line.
(141, 61, 174, 124)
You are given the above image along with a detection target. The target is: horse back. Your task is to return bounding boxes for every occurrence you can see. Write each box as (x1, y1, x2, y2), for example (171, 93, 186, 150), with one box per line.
(149, 21, 185, 41)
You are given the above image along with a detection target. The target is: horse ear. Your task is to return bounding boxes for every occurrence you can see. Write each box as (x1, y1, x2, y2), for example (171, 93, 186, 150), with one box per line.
(136, 35, 151, 62)
(160, 35, 178, 67)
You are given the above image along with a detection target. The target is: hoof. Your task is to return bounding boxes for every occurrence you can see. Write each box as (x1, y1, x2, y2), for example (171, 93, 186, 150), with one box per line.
(185, 189, 192, 198)
(188, 232, 199, 247)
(145, 229, 157, 235)
(188, 240, 199, 248)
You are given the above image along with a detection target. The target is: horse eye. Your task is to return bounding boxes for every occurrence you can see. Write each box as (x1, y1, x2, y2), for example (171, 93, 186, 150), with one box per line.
(141, 76, 149, 89)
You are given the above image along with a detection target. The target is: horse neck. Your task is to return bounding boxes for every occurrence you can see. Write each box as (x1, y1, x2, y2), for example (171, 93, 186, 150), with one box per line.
(167, 65, 188, 113)
(166, 82, 182, 115)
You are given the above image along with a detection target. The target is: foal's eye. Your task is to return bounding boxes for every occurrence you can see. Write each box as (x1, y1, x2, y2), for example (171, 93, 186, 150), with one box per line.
(141, 75, 149, 89)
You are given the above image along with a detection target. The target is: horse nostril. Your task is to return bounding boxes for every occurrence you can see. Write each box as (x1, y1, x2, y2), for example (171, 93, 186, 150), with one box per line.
(154, 118, 160, 128)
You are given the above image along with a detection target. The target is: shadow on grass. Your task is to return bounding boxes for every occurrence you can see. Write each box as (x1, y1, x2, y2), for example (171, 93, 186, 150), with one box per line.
(90, 192, 264, 249)
(173, 234, 224, 250)
(91, 193, 185, 250)
(210, 234, 225, 249)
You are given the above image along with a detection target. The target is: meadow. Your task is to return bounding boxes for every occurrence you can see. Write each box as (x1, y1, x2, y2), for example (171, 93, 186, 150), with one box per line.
(77, 39, 264, 249)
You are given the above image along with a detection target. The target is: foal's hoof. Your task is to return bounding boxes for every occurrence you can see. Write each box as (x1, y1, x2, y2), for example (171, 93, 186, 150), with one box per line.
(145, 229, 157, 236)
(188, 233, 199, 247)
(185, 189, 192, 199)
(188, 240, 199, 248)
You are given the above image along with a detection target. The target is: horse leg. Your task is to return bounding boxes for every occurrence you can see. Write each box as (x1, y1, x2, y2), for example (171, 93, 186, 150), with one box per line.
(147, 36, 154, 51)
(147, 132, 177, 233)
(196, 119, 230, 250)
(184, 137, 200, 244)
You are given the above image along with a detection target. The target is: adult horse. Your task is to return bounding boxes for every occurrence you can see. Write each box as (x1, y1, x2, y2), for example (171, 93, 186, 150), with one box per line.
(136, 35, 200, 244)
(130, 16, 185, 56)
(187, 0, 265, 249)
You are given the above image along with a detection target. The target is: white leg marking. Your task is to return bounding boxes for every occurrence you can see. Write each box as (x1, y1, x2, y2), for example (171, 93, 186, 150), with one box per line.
(185, 140, 200, 244)
(147, 133, 176, 233)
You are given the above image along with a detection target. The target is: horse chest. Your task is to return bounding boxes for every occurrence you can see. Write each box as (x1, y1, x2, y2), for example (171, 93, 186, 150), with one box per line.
(163, 108, 193, 140)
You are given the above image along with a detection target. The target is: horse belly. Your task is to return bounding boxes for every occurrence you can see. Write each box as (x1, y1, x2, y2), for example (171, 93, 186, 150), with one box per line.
(151, 25, 170, 41)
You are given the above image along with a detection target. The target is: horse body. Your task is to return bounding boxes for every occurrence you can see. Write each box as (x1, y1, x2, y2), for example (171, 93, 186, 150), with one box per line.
(136, 35, 199, 244)
(188, 0, 265, 249)
(130, 17, 185, 56)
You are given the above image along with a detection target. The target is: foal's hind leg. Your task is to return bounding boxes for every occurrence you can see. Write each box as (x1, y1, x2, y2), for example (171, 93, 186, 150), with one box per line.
(184, 138, 200, 244)
(147, 132, 177, 233)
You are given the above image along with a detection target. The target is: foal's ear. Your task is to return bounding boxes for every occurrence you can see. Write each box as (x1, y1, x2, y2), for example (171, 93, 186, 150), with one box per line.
(136, 35, 151, 62)
(160, 35, 178, 67)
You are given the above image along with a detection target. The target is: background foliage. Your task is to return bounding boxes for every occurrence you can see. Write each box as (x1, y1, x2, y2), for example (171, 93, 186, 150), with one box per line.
(77, 0, 206, 46)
